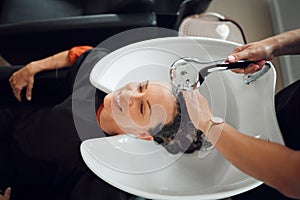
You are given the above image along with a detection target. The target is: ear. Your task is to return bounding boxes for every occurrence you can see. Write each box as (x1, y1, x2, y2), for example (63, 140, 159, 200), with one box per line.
(133, 132, 153, 141)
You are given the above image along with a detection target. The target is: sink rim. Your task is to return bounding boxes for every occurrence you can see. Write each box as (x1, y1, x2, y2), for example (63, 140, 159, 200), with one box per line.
(83, 36, 283, 200)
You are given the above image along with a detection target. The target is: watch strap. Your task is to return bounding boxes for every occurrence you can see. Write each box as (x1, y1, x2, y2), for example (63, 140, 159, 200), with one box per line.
(204, 116, 225, 145)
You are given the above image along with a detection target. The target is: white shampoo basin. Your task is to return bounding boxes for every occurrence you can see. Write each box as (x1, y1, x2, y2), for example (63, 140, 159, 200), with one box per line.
(82, 37, 284, 200)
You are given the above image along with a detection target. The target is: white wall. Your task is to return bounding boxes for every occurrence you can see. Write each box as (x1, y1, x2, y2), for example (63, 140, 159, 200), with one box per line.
(268, 0, 300, 87)
(207, 0, 284, 92)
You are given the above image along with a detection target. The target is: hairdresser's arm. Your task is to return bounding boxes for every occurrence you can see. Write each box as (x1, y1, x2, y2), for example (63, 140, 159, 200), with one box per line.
(182, 90, 300, 199)
(9, 46, 92, 101)
(214, 123, 300, 199)
(228, 28, 300, 73)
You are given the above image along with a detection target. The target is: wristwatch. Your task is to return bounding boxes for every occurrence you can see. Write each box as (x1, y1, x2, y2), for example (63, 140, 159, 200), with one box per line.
(204, 116, 225, 136)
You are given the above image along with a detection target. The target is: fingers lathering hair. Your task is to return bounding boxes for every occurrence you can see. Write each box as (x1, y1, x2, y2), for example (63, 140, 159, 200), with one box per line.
(149, 91, 204, 154)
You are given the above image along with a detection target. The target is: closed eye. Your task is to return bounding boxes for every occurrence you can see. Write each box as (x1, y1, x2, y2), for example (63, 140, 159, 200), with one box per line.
(140, 101, 144, 115)
(139, 82, 143, 92)
(147, 100, 151, 115)
(138, 81, 150, 116)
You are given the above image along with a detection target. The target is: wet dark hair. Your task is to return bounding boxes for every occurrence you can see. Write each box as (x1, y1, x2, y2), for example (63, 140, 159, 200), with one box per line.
(149, 91, 204, 154)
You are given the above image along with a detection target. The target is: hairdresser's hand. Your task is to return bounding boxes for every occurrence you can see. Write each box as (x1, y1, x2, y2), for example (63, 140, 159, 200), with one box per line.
(182, 90, 212, 133)
(227, 39, 276, 74)
(0, 187, 11, 200)
(9, 63, 38, 102)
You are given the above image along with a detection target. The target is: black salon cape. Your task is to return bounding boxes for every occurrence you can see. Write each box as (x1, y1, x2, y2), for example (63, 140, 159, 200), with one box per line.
(0, 49, 133, 200)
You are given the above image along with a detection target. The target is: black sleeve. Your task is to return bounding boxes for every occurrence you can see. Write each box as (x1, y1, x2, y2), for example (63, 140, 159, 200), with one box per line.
(275, 79, 300, 150)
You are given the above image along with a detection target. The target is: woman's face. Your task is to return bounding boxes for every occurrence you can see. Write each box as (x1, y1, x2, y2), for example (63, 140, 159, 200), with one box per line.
(99, 81, 178, 138)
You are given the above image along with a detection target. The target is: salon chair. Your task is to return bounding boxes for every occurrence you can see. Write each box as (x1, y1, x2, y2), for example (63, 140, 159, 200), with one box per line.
(178, 12, 247, 44)
(153, 0, 213, 30)
(0, 0, 156, 65)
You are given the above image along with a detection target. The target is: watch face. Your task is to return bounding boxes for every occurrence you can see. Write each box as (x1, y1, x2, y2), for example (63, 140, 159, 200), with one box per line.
(211, 116, 224, 124)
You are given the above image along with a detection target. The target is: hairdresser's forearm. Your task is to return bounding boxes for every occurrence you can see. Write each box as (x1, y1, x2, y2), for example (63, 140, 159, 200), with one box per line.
(213, 123, 300, 199)
(27, 50, 72, 75)
(271, 29, 300, 57)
